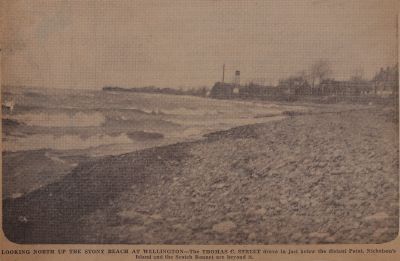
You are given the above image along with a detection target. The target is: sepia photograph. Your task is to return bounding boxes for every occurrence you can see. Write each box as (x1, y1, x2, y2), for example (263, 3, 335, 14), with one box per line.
(1, 0, 399, 245)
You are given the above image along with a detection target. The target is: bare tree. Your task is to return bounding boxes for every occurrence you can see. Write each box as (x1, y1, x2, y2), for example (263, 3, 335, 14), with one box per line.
(298, 70, 311, 84)
(310, 60, 332, 88)
(350, 66, 364, 82)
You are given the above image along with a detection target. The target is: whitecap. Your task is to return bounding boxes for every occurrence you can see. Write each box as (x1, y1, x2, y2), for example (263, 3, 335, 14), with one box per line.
(10, 112, 105, 127)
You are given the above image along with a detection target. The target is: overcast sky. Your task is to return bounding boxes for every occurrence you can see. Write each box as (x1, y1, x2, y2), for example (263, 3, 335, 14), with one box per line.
(2, 0, 398, 89)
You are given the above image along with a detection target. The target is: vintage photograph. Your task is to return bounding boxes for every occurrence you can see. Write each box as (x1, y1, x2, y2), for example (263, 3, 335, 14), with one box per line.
(1, 0, 399, 244)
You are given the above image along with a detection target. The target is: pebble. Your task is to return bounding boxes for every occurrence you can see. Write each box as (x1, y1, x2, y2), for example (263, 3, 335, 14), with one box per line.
(254, 208, 267, 215)
(364, 212, 389, 221)
(372, 228, 388, 238)
(172, 224, 187, 231)
(309, 232, 330, 239)
(150, 214, 163, 220)
(213, 183, 226, 189)
(212, 221, 236, 234)
(248, 232, 257, 240)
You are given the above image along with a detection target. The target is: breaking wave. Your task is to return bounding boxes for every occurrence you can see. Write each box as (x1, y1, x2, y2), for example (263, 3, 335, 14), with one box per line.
(11, 112, 105, 127)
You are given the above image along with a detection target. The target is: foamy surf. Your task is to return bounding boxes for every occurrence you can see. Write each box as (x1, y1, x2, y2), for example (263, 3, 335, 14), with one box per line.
(9, 112, 105, 127)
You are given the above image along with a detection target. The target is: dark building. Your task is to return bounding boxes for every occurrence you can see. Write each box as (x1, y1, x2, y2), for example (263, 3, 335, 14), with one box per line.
(277, 76, 311, 96)
(239, 82, 281, 99)
(372, 64, 399, 95)
(319, 79, 373, 96)
(209, 82, 237, 99)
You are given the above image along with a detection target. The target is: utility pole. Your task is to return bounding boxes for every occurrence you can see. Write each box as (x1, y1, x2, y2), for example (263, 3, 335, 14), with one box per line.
(222, 64, 225, 83)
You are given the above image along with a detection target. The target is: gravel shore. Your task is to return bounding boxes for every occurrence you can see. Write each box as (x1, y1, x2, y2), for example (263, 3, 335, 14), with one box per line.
(3, 107, 398, 244)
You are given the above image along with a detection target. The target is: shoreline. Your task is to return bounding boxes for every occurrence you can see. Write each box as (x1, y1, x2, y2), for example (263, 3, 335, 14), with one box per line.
(3, 107, 399, 244)
(0, 105, 373, 199)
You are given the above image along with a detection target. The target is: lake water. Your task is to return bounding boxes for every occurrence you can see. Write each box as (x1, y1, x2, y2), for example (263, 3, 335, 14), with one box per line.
(2, 86, 304, 155)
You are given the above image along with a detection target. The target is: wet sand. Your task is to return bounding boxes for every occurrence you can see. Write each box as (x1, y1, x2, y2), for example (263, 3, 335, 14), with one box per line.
(3, 107, 398, 244)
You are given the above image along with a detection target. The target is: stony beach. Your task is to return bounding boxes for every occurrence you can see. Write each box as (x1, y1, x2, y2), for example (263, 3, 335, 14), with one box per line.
(3, 106, 399, 244)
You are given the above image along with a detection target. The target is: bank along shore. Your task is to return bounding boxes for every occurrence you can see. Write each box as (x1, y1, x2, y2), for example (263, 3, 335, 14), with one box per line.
(3, 106, 399, 244)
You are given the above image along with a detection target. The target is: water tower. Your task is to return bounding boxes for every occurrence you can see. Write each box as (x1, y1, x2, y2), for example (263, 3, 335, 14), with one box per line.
(234, 70, 240, 86)
(233, 70, 240, 94)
